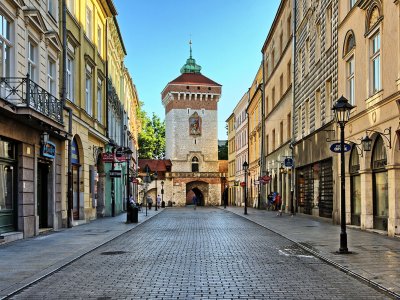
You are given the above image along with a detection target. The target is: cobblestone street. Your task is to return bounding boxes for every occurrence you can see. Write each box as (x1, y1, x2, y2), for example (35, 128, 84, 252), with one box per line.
(12, 208, 389, 299)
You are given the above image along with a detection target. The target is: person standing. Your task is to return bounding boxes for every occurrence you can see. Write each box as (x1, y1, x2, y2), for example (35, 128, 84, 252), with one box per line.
(192, 194, 197, 210)
(147, 195, 153, 210)
(275, 193, 282, 216)
(156, 194, 161, 209)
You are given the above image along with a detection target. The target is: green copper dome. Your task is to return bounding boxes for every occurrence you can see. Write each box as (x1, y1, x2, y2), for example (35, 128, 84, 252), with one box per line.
(180, 41, 202, 74)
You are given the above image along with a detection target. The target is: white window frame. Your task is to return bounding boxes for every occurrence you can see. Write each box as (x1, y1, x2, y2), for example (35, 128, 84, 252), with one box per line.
(0, 13, 12, 77)
(66, 0, 75, 16)
(47, 58, 56, 95)
(97, 78, 102, 122)
(86, 6, 92, 41)
(370, 31, 381, 95)
(85, 70, 92, 116)
(66, 55, 74, 102)
(28, 40, 37, 83)
(347, 55, 355, 105)
(47, 0, 58, 20)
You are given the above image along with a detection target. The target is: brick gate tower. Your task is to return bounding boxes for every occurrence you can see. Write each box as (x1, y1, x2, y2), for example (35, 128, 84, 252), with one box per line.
(161, 42, 224, 206)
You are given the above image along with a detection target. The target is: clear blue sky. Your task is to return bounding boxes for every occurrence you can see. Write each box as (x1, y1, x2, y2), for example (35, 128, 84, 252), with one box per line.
(114, 0, 280, 140)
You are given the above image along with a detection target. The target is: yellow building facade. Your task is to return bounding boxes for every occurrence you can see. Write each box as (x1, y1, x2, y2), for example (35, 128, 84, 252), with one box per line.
(226, 113, 236, 205)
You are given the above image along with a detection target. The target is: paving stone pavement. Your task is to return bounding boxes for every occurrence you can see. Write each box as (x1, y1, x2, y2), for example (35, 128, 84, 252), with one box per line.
(9, 208, 392, 300)
(0, 208, 161, 299)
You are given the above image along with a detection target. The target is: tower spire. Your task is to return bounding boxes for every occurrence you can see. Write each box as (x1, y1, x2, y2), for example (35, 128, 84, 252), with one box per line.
(180, 39, 202, 74)
(189, 39, 192, 58)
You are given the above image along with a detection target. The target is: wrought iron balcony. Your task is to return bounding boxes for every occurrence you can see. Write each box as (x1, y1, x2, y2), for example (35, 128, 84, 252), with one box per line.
(0, 75, 63, 124)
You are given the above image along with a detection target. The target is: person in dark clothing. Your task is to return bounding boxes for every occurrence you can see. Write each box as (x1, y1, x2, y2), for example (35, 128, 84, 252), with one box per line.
(223, 188, 228, 208)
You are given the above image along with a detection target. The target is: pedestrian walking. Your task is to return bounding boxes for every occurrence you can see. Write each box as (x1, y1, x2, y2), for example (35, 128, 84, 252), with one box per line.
(156, 194, 161, 209)
(223, 188, 228, 208)
(275, 193, 282, 216)
(192, 194, 197, 210)
(146, 195, 153, 210)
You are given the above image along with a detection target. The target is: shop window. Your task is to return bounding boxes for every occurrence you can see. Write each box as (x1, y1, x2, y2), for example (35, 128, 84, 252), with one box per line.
(192, 156, 199, 172)
(349, 146, 361, 226)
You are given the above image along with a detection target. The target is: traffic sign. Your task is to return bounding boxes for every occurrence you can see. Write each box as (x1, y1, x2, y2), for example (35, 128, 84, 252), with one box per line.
(330, 143, 351, 153)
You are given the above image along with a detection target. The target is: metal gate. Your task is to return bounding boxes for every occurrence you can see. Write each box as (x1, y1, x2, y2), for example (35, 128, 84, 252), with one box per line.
(319, 159, 333, 218)
(297, 165, 313, 215)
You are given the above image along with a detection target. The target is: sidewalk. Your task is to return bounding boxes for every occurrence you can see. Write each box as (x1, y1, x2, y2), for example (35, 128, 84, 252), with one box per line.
(223, 206, 400, 299)
(0, 208, 163, 299)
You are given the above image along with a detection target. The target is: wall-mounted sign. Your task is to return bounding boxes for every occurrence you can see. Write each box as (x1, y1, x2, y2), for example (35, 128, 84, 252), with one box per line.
(109, 169, 122, 178)
(115, 147, 127, 162)
(240, 182, 246, 187)
(71, 138, 79, 164)
(330, 143, 351, 153)
(41, 141, 56, 159)
(102, 152, 115, 163)
(284, 157, 294, 168)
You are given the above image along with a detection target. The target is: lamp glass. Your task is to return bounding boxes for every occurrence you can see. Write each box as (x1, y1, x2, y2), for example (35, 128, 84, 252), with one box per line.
(362, 136, 372, 151)
(41, 132, 49, 144)
(242, 161, 249, 171)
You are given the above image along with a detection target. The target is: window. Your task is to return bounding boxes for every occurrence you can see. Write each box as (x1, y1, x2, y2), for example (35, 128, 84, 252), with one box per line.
(271, 48, 275, 70)
(272, 87, 275, 108)
(192, 156, 199, 172)
(298, 49, 303, 81)
(326, 5, 333, 49)
(280, 74, 284, 97)
(66, 56, 74, 102)
(66, 0, 75, 15)
(48, 0, 58, 20)
(280, 32, 283, 55)
(85, 70, 92, 115)
(347, 56, 355, 105)
(0, 13, 11, 77)
(287, 60, 291, 87)
(280, 121, 284, 145)
(297, 107, 302, 138)
(305, 38, 310, 74)
(97, 25, 102, 55)
(272, 129, 276, 151)
(315, 24, 321, 62)
(287, 14, 291, 42)
(266, 134, 269, 155)
(86, 7, 92, 40)
(370, 32, 381, 94)
(315, 89, 321, 129)
(47, 59, 56, 95)
(325, 80, 332, 122)
(349, 0, 356, 10)
(97, 79, 102, 122)
(305, 100, 310, 135)
(28, 40, 37, 82)
(287, 113, 291, 139)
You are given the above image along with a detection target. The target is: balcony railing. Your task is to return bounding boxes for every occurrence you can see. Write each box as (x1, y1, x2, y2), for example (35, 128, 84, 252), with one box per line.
(0, 75, 63, 124)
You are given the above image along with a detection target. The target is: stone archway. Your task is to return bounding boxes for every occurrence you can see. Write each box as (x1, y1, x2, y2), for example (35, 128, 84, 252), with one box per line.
(186, 181, 209, 206)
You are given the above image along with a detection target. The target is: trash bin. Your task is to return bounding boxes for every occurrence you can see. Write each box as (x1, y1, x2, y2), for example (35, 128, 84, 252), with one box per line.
(168, 201, 172, 207)
(131, 207, 138, 223)
(161, 201, 165, 208)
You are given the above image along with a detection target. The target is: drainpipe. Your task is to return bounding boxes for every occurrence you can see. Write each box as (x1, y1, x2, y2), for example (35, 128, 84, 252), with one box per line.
(260, 55, 266, 209)
(105, 20, 109, 139)
(290, 0, 297, 215)
(61, 0, 73, 227)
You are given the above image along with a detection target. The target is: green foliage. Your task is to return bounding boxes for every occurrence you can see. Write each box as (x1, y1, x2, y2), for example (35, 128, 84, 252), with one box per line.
(218, 140, 228, 160)
(138, 110, 166, 159)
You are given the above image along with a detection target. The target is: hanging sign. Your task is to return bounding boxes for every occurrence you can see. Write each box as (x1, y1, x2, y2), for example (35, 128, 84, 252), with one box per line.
(41, 141, 56, 159)
(330, 143, 351, 153)
(284, 157, 294, 168)
(102, 152, 114, 163)
(109, 169, 122, 178)
(115, 147, 127, 162)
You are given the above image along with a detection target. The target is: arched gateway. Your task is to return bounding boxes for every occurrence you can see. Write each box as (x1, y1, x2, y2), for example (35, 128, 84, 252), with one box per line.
(160, 43, 226, 206)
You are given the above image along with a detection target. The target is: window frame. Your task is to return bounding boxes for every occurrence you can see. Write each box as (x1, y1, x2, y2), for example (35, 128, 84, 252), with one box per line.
(27, 39, 37, 83)
(97, 78, 103, 123)
(86, 6, 93, 41)
(47, 58, 56, 95)
(0, 13, 12, 77)
(85, 68, 93, 116)
(370, 31, 381, 95)
(66, 55, 74, 102)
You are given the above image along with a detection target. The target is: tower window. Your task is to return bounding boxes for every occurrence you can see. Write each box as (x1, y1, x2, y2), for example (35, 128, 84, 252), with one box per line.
(192, 156, 199, 172)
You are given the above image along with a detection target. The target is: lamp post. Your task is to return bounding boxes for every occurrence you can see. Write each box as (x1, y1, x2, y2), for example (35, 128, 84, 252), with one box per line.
(161, 181, 164, 207)
(144, 165, 150, 216)
(154, 171, 158, 211)
(243, 161, 249, 215)
(332, 96, 354, 254)
(125, 148, 133, 223)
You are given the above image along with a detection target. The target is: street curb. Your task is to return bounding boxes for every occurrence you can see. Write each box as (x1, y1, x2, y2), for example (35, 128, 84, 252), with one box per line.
(0, 210, 164, 300)
(223, 208, 400, 300)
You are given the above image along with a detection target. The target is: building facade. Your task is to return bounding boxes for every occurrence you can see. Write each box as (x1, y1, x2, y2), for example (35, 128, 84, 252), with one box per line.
(233, 92, 249, 206)
(161, 45, 225, 206)
(262, 0, 293, 213)
(293, 0, 339, 221)
(226, 113, 236, 206)
(338, 0, 400, 236)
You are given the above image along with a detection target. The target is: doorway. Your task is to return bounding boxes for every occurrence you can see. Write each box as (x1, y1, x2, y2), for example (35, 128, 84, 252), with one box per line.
(37, 162, 49, 228)
(72, 164, 80, 220)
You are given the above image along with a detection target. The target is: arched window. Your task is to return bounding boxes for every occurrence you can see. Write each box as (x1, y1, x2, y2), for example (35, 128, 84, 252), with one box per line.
(343, 31, 356, 105)
(372, 135, 388, 231)
(349, 146, 361, 225)
(192, 156, 199, 172)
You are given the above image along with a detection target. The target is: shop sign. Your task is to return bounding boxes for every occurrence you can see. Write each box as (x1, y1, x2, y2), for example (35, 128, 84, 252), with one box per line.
(240, 182, 246, 187)
(284, 157, 294, 168)
(330, 143, 351, 153)
(102, 152, 114, 163)
(115, 147, 126, 162)
(41, 141, 56, 159)
(254, 180, 260, 185)
(109, 169, 122, 178)
(71, 139, 79, 164)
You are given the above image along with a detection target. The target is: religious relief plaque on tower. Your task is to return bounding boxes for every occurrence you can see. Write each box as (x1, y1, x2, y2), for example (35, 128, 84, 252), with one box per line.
(189, 112, 202, 136)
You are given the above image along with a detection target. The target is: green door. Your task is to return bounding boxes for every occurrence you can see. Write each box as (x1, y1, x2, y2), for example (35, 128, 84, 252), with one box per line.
(0, 164, 16, 234)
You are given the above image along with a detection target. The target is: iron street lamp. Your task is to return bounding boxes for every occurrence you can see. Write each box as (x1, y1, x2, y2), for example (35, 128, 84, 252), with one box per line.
(332, 95, 354, 254)
(243, 161, 249, 215)
(125, 148, 133, 223)
(153, 171, 158, 211)
(161, 180, 164, 207)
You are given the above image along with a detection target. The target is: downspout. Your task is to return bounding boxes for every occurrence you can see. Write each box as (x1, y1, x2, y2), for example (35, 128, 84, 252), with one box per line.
(105, 20, 109, 139)
(61, 0, 73, 227)
(290, 0, 297, 215)
(260, 55, 266, 209)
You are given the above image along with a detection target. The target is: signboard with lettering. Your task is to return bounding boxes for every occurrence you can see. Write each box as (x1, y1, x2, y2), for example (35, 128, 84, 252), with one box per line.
(41, 141, 56, 159)
(330, 143, 351, 153)
(284, 157, 294, 168)
(109, 170, 122, 178)
(102, 152, 114, 163)
(71, 139, 79, 164)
